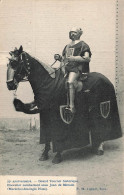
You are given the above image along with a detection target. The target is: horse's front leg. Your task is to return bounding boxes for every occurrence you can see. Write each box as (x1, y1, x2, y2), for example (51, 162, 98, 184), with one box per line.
(92, 141, 104, 155)
(39, 142, 51, 161)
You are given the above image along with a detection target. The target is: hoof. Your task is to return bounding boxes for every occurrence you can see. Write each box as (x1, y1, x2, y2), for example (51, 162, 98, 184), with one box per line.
(92, 148, 104, 156)
(92, 149, 104, 156)
(92, 142, 104, 156)
(96, 149, 104, 156)
(52, 153, 62, 164)
(39, 153, 49, 161)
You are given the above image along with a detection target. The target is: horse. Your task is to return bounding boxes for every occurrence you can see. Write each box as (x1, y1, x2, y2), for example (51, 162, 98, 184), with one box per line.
(6, 46, 122, 163)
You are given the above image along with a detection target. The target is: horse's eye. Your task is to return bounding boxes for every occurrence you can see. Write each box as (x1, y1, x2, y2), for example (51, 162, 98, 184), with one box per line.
(11, 60, 18, 69)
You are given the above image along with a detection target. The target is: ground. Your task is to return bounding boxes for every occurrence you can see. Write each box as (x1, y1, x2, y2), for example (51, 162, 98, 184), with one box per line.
(0, 128, 124, 195)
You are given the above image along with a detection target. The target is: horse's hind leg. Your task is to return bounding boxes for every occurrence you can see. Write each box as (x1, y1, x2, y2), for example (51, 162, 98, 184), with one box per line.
(92, 141, 104, 155)
(52, 152, 62, 164)
(39, 142, 51, 161)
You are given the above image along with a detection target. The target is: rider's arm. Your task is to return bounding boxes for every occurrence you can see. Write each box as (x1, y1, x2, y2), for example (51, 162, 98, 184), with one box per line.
(75, 52, 91, 63)
(67, 52, 91, 63)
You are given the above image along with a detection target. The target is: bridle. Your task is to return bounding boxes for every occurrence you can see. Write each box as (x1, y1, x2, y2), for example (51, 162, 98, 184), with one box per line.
(7, 50, 66, 98)
(7, 52, 32, 97)
(10, 52, 31, 83)
(8, 51, 66, 85)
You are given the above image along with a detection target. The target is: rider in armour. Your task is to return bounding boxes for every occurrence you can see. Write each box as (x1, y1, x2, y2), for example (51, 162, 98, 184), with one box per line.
(54, 27, 92, 113)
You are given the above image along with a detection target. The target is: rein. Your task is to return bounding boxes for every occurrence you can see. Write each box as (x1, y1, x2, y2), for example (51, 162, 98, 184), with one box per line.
(10, 51, 65, 102)
(13, 52, 31, 82)
(9, 50, 66, 104)
(18, 52, 65, 81)
(51, 60, 57, 67)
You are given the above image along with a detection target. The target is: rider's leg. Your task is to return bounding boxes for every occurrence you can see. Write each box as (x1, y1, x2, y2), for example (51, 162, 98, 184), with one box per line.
(67, 72, 79, 113)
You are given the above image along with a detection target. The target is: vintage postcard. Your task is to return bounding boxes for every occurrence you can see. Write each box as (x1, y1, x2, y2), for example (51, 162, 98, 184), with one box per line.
(0, 0, 124, 194)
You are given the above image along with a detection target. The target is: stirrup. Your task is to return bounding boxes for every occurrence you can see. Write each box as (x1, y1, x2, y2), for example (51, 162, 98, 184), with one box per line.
(65, 106, 76, 114)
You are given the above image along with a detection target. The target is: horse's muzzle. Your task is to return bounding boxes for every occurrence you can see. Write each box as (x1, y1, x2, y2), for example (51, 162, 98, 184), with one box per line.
(6, 80, 17, 90)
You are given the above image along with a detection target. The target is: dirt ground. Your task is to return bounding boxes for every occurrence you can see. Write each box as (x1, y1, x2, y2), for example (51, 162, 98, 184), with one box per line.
(0, 128, 124, 195)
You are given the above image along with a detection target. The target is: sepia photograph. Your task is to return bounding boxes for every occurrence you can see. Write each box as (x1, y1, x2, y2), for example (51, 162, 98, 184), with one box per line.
(0, 0, 124, 194)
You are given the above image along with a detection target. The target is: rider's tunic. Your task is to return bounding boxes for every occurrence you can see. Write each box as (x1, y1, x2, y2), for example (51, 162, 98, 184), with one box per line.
(62, 41, 92, 73)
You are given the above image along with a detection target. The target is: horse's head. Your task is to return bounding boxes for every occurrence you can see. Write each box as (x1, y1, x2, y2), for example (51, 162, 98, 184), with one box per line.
(6, 46, 30, 90)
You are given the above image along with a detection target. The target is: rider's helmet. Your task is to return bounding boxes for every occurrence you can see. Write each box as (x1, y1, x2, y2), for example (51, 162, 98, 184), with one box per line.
(69, 27, 83, 40)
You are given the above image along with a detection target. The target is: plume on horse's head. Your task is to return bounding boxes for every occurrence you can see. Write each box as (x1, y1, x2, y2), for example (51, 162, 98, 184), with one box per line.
(9, 46, 23, 57)
(6, 46, 29, 90)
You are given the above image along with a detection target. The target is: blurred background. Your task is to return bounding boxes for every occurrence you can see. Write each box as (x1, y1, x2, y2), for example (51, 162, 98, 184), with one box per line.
(0, 0, 123, 130)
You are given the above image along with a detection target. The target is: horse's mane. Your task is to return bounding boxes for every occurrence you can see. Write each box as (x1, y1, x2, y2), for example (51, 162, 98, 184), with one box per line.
(22, 51, 66, 110)
(25, 52, 56, 78)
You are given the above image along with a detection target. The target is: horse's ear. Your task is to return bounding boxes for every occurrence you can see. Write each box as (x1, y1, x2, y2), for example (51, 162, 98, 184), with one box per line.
(18, 45, 23, 54)
(9, 51, 13, 56)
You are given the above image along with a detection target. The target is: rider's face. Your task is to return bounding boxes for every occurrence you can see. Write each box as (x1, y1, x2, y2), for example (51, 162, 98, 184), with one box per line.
(70, 31, 79, 41)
